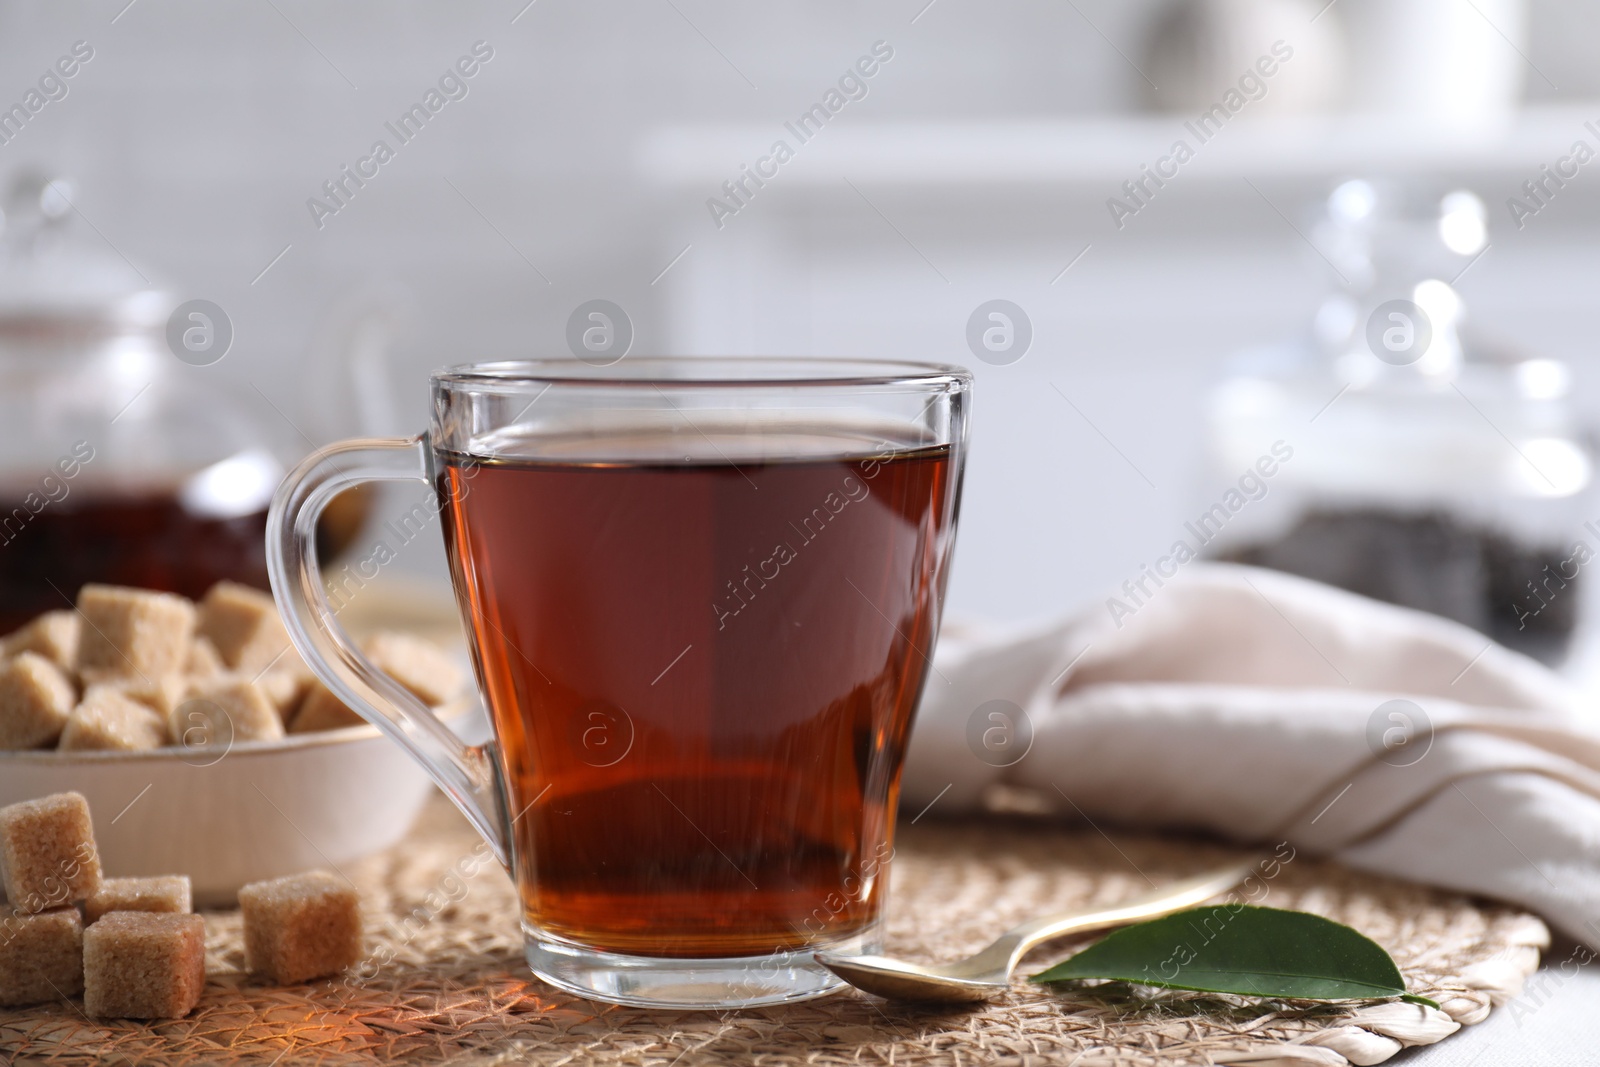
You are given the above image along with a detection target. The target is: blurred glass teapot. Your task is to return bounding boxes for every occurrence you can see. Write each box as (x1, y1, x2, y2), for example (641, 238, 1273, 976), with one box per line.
(0, 172, 389, 630)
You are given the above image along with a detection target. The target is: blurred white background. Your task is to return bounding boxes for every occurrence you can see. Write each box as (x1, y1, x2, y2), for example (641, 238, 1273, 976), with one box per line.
(6, 0, 1600, 628)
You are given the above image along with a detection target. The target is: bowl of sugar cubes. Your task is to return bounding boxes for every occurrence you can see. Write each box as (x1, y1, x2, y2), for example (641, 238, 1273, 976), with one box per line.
(1, 789, 367, 1017)
(0, 581, 473, 905)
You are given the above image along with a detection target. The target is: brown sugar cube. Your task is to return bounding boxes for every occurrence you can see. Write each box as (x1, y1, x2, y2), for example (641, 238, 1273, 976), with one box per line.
(256, 668, 309, 721)
(186, 636, 226, 678)
(362, 632, 464, 706)
(197, 581, 290, 674)
(59, 689, 167, 752)
(171, 678, 284, 747)
(86, 674, 186, 720)
(83, 912, 206, 1018)
(0, 652, 76, 750)
(0, 792, 101, 912)
(239, 870, 361, 983)
(287, 681, 364, 734)
(2, 611, 81, 671)
(0, 908, 83, 1006)
(85, 875, 192, 923)
(76, 584, 196, 682)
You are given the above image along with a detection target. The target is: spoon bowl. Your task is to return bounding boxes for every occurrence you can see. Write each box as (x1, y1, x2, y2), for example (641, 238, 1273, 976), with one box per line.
(816, 859, 1260, 1002)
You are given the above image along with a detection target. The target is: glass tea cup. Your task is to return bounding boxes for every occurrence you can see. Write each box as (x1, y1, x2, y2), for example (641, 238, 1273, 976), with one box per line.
(267, 358, 970, 1008)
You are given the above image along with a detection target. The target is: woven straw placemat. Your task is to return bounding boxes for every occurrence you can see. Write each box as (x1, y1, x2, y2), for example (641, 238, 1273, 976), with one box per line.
(2, 793, 1545, 1067)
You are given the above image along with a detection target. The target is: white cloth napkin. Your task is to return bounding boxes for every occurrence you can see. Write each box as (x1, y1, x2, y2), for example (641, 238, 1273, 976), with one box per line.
(904, 563, 1600, 949)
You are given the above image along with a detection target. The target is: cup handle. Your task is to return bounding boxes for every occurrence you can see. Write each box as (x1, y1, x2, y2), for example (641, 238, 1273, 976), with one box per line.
(266, 435, 510, 869)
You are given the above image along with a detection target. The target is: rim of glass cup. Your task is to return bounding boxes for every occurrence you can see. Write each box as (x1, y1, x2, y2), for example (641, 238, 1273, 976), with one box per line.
(435, 358, 971, 390)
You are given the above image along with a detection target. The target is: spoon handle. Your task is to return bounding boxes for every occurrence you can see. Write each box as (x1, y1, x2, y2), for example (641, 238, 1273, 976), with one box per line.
(960, 858, 1263, 978)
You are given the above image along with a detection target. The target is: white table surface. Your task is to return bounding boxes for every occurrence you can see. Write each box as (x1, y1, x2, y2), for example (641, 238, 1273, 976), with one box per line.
(1398, 937, 1599, 1066)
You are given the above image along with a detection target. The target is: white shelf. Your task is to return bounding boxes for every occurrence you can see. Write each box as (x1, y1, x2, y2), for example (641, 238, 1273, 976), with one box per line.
(639, 104, 1600, 187)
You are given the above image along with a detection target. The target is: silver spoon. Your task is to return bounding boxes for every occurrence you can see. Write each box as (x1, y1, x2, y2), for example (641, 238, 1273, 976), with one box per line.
(814, 858, 1259, 1002)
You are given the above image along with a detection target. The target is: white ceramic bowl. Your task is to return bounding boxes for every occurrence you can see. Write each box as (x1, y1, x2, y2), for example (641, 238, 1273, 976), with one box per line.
(0, 703, 477, 907)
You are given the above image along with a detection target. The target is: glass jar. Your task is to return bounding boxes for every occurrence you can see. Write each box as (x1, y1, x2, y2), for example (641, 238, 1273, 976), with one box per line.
(1205, 180, 1592, 664)
(0, 173, 285, 630)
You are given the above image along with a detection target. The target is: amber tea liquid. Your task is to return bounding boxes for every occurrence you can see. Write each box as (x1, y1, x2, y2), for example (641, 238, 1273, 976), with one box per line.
(0, 486, 270, 632)
(438, 429, 956, 958)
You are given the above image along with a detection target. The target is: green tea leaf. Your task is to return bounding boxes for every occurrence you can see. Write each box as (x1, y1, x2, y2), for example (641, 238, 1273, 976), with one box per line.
(1031, 905, 1408, 1001)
